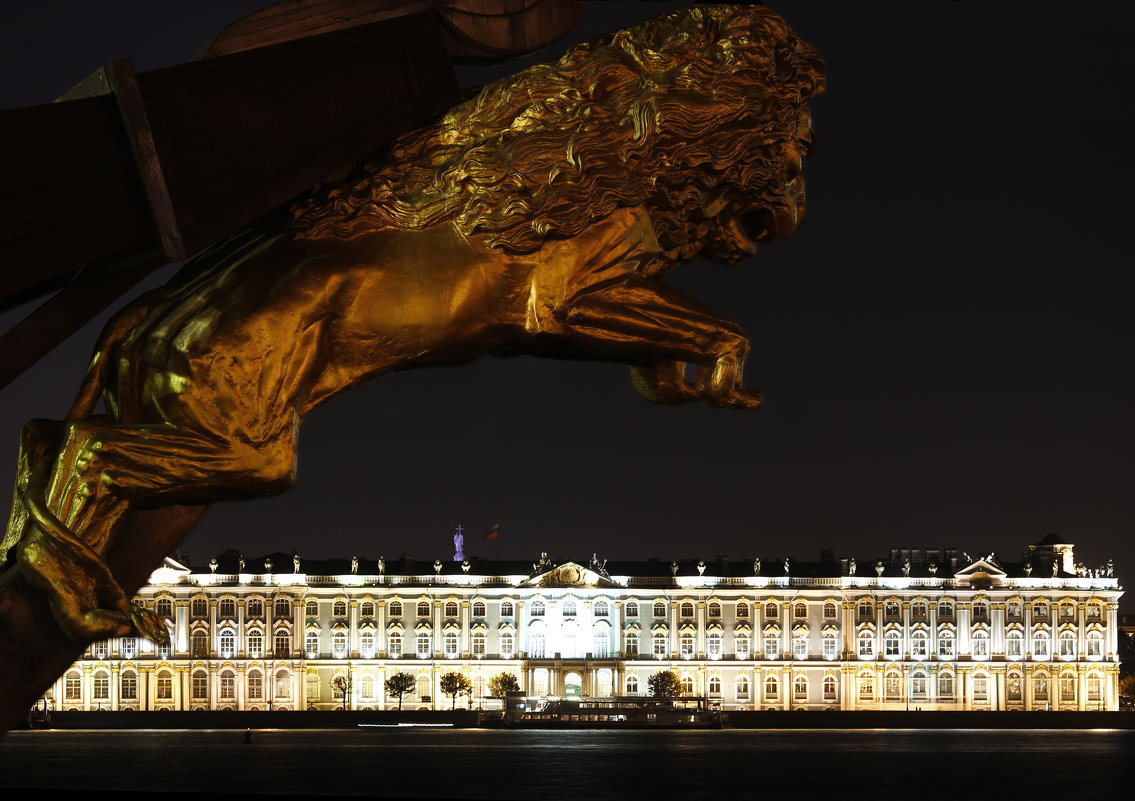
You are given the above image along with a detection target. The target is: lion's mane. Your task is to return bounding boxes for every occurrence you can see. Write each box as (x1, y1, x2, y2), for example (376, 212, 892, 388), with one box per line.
(290, 4, 825, 261)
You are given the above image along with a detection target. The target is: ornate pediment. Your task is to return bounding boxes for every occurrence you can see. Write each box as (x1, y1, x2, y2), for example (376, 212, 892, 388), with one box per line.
(954, 558, 1007, 588)
(519, 561, 623, 589)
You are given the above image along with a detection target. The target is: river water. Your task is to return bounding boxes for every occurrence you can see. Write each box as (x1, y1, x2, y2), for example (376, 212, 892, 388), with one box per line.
(2, 727, 1130, 799)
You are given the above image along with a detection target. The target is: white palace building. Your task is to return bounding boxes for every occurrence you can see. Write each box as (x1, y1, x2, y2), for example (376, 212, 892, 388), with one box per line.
(48, 534, 1123, 712)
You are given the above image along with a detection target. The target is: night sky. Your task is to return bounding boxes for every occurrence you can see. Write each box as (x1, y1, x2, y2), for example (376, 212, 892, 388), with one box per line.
(1, 2, 1131, 602)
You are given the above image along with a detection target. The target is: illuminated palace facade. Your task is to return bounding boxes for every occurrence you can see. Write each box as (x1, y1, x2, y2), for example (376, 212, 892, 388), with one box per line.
(50, 535, 1123, 712)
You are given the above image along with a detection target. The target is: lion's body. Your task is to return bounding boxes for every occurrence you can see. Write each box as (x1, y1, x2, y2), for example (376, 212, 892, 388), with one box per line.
(4, 4, 824, 643)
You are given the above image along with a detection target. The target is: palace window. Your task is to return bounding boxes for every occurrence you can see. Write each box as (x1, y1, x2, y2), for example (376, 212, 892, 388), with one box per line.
(794, 676, 808, 700)
(594, 629, 610, 658)
(531, 601, 546, 618)
(885, 671, 900, 700)
(793, 633, 808, 660)
(157, 673, 172, 700)
(624, 601, 638, 617)
(121, 638, 137, 659)
(248, 672, 263, 699)
(736, 603, 749, 619)
(735, 636, 750, 660)
(192, 632, 209, 659)
(120, 673, 137, 700)
(361, 601, 375, 618)
(824, 676, 837, 700)
(360, 632, 375, 658)
(305, 600, 318, 618)
(938, 599, 954, 620)
(156, 598, 173, 620)
(884, 601, 900, 620)
(219, 629, 235, 658)
(473, 633, 486, 656)
(500, 632, 513, 656)
(911, 673, 927, 698)
(305, 632, 319, 658)
(679, 633, 695, 658)
(248, 630, 263, 658)
(680, 602, 694, 618)
(417, 675, 431, 700)
(275, 631, 291, 655)
(1059, 603, 1075, 622)
(765, 675, 778, 700)
(708, 602, 721, 619)
(857, 600, 874, 621)
(1007, 602, 1022, 621)
(472, 601, 486, 617)
(707, 632, 723, 659)
(681, 675, 695, 696)
(938, 673, 954, 698)
(1008, 675, 1022, 701)
(654, 602, 667, 618)
(219, 598, 236, 619)
(247, 598, 263, 618)
(220, 671, 235, 700)
(972, 630, 989, 659)
(388, 633, 403, 657)
(65, 672, 80, 700)
(858, 675, 873, 699)
(823, 632, 838, 660)
(764, 633, 780, 658)
(417, 633, 432, 658)
(1059, 631, 1076, 659)
(191, 598, 208, 619)
(626, 675, 639, 695)
(1086, 631, 1103, 658)
(444, 601, 459, 618)
(594, 600, 609, 617)
(1033, 602, 1049, 619)
(192, 671, 208, 699)
(1033, 632, 1049, 658)
(1034, 677, 1048, 702)
(418, 601, 431, 618)
(1007, 631, 1023, 659)
(823, 602, 837, 620)
(275, 597, 292, 618)
(911, 631, 928, 658)
(444, 632, 459, 657)
(332, 631, 348, 658)
(972, 602, 988, 622)
(531, 632, 546, 659)
(275, 670, 291, 699)
(911, 602, 927, 621)
(794, 603, 808, 619)
(973, 675, 988, 702)
(857, 631, 874, 658)
(500, 600, 513, 617)
(652, 634, 667, 659)
(563, 600, 577, 617)
(1060, 675, 1076, 702)
(1087, 676, 1102, 703)
(765, 602, 778, 619)
(938, 631, 955, 658)
(93, 673, 109, 700)
(361, 675, 374, 700)
(708, 675, 722, 695)
(306, 674, 320, 701)
(624, 633, 639, 656)
(91, 641, 108, 660)
(736, 675, 750, 699)
(884, 630, 901, 659)
(389, 601, 403, 617)
(1086, 604, 1102, 622)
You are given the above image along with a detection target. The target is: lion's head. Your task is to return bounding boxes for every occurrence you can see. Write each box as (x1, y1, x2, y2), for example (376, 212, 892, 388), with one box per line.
(291, 4, 825, 265)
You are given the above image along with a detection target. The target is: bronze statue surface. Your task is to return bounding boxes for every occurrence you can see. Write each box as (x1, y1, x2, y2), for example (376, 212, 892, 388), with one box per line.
(1, 4, 823, 644)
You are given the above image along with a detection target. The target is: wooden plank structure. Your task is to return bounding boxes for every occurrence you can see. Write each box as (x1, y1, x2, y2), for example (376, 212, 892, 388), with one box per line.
(0, 0, 588, 392)
(0, 0, 589, 734)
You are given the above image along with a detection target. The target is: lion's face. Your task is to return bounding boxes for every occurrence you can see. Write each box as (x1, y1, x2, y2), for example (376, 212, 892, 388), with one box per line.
(700, 108, 817, 265)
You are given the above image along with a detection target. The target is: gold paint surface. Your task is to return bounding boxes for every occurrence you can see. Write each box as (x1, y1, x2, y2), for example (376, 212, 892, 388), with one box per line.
(0, 5, 823, 644)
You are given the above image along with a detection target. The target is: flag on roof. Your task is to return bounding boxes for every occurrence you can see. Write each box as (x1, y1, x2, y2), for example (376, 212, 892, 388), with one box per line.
(481, 523, 500, 542)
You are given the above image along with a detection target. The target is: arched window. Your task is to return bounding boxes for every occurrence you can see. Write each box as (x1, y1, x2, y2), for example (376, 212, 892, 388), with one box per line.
(120, 672, 137, 700)
(444, 601, 459, 618)
(884, 630, 901, 659)
(823, 631, 839, 660)
(1059, 631, 1076, 659)
(121, 638, 138, 659)
(1033, 674, 1048, 701)
(274, 597, 292, 618)
(1007, 673, 1023, 701)
(1059, 603, 1075, 621)
(938, 599, 954, 619)
(884, 601, 900, 619)
(625, 600, 638, 617)
(680, 674, 695, 695)
(276, 670, 291, 699)
(219, 598, 236, 619)
(885, 671, 901, 699)
(416, 674, 431, 700)
(972, 602, 988, 622)
(858, 630, 874, 658)
(499, 632, 514, 656)
(361, 601, 375, 617)
(389, 600, 403, 617)
(192, 631, 208, 658)
(360, 632, 375, 658)
(858, 674, 873, 699)
(248, 630, 263, 658)
(679, 632, 695, 658)
(192, 671, 208, 700)
(1086, 630, 1103, 659)
(248, 672, 263, 699)
(360, 675, 374, 699)
(765, 674, 779, 700)
(972, 630, 989, 659)
(157, 672, 173, 700)
(626, 674, 639, 695)
(417, 601, 431, 618)
(93, 672, 109, 700)
(306, 673, 320, 701)
(65, 672, 81, 700)
(1032, 602, 1048, 619)
(191, 597, 208, 619)
(736, 602, 749, 619)
(823, 602, 837, 619)
(562, 600, 577, 617)
(530, 601, 545, 618)
(500, 600, 514, 617)
(472, 601, 486, 617)
(155, 598, 173, 619)
(219, 628, 235, 658)
(305, 600, 318, 618)
(274, 629, 291, 657)
(305, 631, 319, 657)
(388, 632, 403, 657)
(529, 631, 545, 658)
(707, 602, 721, 618)
(823, 675, 837, 699)
(652, 633, 667, 659)
(653, 602, 666, 618)
(1033, 631, 1049, 658)
(594, 600, 609, 617)
(794, 675, 807, 700)
(624, 632, 639, 656)
(1007, 630, 1024, 658)
(735, 634, 751, 660)
(333, 600, 347, 617)
(416, 633, 432, 658)
(332, 631, 348, 658)
(857, 600, 874, 620)
(764, 631, 780, 658)
(765, 602, 778, 619)
(708, 675, 722, 695)
(910, 630, 928, 658)
(911, 602, 927, 620)
(938, 630, 955, 658)
(1060, 673, 1076, 702)
(794, 603, 807, 619)
(736, 674, 750, 699)
(247, 598, 264, 618)
(593, 628, 609, 658)
(680, 602, 695, 618)
(472, 632, 486, 656)
(707, 632, 723, 659)
(938, 672, 955, 698)
(911, 671, 927, 698)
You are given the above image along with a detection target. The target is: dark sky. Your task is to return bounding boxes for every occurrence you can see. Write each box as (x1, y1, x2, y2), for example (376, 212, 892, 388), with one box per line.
(1, 2, 1131, 598)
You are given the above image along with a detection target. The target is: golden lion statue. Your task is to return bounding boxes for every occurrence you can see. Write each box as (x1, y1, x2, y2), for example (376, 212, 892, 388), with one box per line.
(1, 4, 824, 643)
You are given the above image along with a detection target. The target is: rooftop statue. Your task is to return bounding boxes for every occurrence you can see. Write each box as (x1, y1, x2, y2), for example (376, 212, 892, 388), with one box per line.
(0, 4, 824, 645)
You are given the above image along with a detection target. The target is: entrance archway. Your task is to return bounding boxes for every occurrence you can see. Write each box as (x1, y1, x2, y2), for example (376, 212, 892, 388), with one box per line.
(564, 672, 583, 697)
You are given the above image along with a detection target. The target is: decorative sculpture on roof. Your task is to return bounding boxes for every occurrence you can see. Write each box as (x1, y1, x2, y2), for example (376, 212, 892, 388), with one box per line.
(0, 4, 824, 645)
